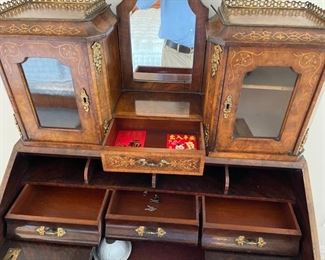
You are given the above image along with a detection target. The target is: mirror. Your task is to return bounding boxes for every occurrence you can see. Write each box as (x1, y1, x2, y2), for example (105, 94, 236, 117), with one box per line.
(130, 0, 196, 83)
(116, 0, 209, 90)
(21, 57, 81, 129)
(234, 67, 298, 139)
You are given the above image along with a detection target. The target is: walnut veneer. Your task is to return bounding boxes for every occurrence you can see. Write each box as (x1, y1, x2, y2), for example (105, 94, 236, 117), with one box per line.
(0, 0, 324, 259)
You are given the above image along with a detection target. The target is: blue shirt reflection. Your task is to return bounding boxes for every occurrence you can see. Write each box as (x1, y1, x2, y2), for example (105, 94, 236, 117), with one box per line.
(136, 0, 196, 48)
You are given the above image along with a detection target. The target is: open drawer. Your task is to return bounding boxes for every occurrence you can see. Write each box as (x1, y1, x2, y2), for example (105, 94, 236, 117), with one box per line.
(5, 185, 109, 246)
(202, 196, 301, 256)
(105, 190, 200, 245)
(101, 118, 206, 175)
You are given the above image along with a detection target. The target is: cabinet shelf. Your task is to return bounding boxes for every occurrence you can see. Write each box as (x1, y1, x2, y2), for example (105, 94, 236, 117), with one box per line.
(242, 84, 293, 92)
(114, 91, 202, 121)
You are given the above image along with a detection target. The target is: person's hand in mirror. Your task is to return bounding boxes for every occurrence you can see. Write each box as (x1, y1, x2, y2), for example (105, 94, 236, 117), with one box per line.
(136, 0, 195, 68)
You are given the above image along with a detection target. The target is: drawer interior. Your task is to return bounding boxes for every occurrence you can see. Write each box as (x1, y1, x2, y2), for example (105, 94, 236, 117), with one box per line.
(105, 118, 203, 150)
(6, 185, 107, 225)
(107, 190, 198, 225)
(204, 196, 300, 233)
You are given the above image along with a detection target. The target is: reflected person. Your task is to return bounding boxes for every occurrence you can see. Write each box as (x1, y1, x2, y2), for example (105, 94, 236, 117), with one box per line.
(136, 0, 195, 68)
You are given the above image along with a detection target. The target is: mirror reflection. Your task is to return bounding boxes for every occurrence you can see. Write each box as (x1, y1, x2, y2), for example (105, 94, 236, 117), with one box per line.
(234, 67, 298, 139)
(130, 0, 196, 82)
(21, 57, 81, 129)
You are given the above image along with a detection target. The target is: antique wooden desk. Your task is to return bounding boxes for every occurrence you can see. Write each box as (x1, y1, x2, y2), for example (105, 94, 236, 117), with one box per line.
(0, 0, 324, 259)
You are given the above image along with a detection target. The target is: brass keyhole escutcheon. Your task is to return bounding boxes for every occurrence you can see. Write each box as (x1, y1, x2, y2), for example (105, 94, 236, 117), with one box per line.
(80, 88, 90, 112)
(223, 95, 233, 119)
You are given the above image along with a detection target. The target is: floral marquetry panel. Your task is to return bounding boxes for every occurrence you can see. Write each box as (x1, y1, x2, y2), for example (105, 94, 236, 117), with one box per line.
(101, 150, 205, 176)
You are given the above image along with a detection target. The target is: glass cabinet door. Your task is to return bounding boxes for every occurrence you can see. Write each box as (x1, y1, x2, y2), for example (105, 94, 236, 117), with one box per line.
(216, 47, 324, 155)
(234, 67, 297, 139)
(21, 57, 81, 129)
(0, 41, 99, 144)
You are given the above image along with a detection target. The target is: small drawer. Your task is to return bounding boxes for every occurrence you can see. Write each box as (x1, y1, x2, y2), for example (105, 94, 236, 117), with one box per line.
(101, 118, 205, 176)
(202, 196, 301, 256)
(105, 190, 199, 245)
(5, 185, 109, 246)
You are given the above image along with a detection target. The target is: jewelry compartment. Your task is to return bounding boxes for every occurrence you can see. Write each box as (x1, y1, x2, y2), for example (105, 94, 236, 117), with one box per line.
(5, 184, 109, 246)
(202, 196, 301, 256)
(105, 190, 200, 245)
(101, 118, 206, 175)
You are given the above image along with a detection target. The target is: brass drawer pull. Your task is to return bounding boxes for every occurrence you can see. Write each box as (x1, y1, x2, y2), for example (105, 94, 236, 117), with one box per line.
(135, 226, 166, 238)
(36, 226, 66, 238)
(223, 95, 233, 119)
(136, 158, 171, 168)
(235, 235, 266, 248)
(80, 88, 90, 112)
(3, 248, 21, 260)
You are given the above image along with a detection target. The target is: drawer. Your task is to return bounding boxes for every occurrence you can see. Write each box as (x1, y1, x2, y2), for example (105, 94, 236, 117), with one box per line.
(202, 196, 301, 256)
(101, 118, 205, 175)
(105, 190, 199, 245)
(5, 185, 109, 246)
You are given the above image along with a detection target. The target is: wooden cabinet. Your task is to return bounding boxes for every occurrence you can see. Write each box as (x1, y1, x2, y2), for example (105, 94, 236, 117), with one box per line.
(204, 1, 325, 161)
(0, 2, 121, 144)
(0, 0, 324, 259)
(215, 47, 324, 156)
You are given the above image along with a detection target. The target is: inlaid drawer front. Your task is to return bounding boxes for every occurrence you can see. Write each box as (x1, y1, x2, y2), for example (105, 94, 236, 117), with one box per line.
(101, 150, 204, 175)
(202, 196, 301, 256)
(8, 223, 100, 246)
(5, 185, 109, 246)
(107, 222, 198, 245)
(105, 190, 200, 245)
(101, 118, 206, 176)
(202, 230, 300, 256)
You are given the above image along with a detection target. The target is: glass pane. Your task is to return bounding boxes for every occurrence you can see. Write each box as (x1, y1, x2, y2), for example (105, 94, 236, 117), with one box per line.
(130, 0, 195, 82)
(21, 57, 81, 129)
(234, 67, 298, 139)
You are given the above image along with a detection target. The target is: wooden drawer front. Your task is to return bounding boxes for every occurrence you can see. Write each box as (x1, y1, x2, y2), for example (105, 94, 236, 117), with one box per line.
(101, 118, 206, 176)
(106, 222, 198, 245)
(7, 222, 100, 246)
(106, 190, 199, 245)
(202, 196, 301, 256)
(5, 185, 109, 246)
(101, 149, 205, 175)
(202, 230, 300, 256)
(0, 241, 93, 260)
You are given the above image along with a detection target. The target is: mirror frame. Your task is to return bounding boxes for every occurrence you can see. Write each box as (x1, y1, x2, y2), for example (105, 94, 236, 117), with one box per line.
(117, 0, 208, 92)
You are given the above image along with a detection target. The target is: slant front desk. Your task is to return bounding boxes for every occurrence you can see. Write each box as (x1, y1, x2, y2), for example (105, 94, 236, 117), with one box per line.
(0, 0, 324, 259)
